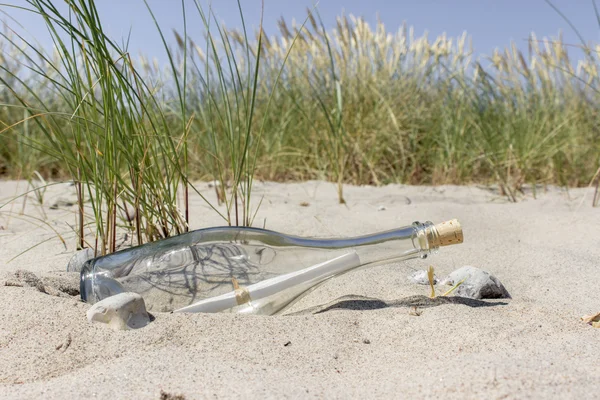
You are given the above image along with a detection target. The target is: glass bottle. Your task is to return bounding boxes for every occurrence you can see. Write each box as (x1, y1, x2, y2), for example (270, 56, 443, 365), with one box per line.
(79, 219, 463, 315)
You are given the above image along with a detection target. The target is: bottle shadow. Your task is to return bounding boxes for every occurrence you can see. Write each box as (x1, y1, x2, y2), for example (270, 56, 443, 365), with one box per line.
(287, 294, 509, 315)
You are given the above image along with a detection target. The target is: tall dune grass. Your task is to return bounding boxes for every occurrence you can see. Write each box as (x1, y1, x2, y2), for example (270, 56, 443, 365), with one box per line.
(241, 16, 599, 198)
(0, 0, 280, 254)
(1, 6, 600, 232)
(166, 13, 599, 195)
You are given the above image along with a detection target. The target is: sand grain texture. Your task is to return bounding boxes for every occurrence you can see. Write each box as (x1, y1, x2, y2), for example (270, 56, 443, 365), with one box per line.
(1, 181, 599, 399)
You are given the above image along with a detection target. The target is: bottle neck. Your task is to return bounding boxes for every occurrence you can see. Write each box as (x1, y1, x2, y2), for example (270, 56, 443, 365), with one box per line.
(415, 221, 441, 253)
(333, 221, 440, 266)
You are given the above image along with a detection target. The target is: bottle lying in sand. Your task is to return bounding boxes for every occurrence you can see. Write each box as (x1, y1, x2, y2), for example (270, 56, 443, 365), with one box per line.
(79, 220, 463, 315)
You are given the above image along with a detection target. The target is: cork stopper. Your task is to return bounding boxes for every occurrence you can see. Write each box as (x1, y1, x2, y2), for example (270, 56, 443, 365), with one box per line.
(432, 219, 463, 247)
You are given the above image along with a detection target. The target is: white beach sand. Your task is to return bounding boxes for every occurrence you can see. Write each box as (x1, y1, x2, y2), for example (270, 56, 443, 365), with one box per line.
(1, 180, 599, 399)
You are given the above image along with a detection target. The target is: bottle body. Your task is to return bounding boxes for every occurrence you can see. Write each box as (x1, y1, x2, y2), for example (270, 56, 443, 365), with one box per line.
(80, 220, 458, 315)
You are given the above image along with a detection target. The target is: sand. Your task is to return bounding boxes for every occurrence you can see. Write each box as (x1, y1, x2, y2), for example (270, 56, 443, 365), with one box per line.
(1, 180, 599, 399)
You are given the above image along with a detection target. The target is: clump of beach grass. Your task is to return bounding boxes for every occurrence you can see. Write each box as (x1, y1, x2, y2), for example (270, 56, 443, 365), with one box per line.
(0, 0, 282, 255)
(168, 0, 304, 225)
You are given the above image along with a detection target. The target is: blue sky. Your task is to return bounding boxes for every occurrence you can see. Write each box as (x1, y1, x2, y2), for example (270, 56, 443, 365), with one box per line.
(2, 0, 598, 63)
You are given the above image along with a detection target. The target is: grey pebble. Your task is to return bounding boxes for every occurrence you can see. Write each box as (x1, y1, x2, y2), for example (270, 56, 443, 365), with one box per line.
(440, 266, 510, 299)
(49, 198, 76, 210)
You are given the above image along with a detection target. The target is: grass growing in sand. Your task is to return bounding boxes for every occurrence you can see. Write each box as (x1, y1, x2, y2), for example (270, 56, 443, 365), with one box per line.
(1, 6, 597, 191)
(0, 0, 293, 254)
(0, 1, 599, 254)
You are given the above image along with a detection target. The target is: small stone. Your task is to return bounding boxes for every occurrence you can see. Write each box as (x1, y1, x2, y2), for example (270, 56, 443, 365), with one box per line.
(408, 270, 438, 285)
(49, 198, 76, 210)
(159, 390, 186, 400)
(87, 292, 150, 330)
(377, 205, 386, 211)
(440, 266, 510, 299)
(363, 339, 371, 344)
(67, 248, 95, 273)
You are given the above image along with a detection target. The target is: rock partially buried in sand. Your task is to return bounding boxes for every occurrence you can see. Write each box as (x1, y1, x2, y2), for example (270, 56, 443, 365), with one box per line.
(440, 266, 510, 299)
(87, 292, 150, 330)
(67, 248, 95, 273)
(408, 270, 438, 285)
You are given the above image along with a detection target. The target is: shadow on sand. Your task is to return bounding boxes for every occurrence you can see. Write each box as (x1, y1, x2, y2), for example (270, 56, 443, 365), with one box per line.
(288, 294, 509, 315)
